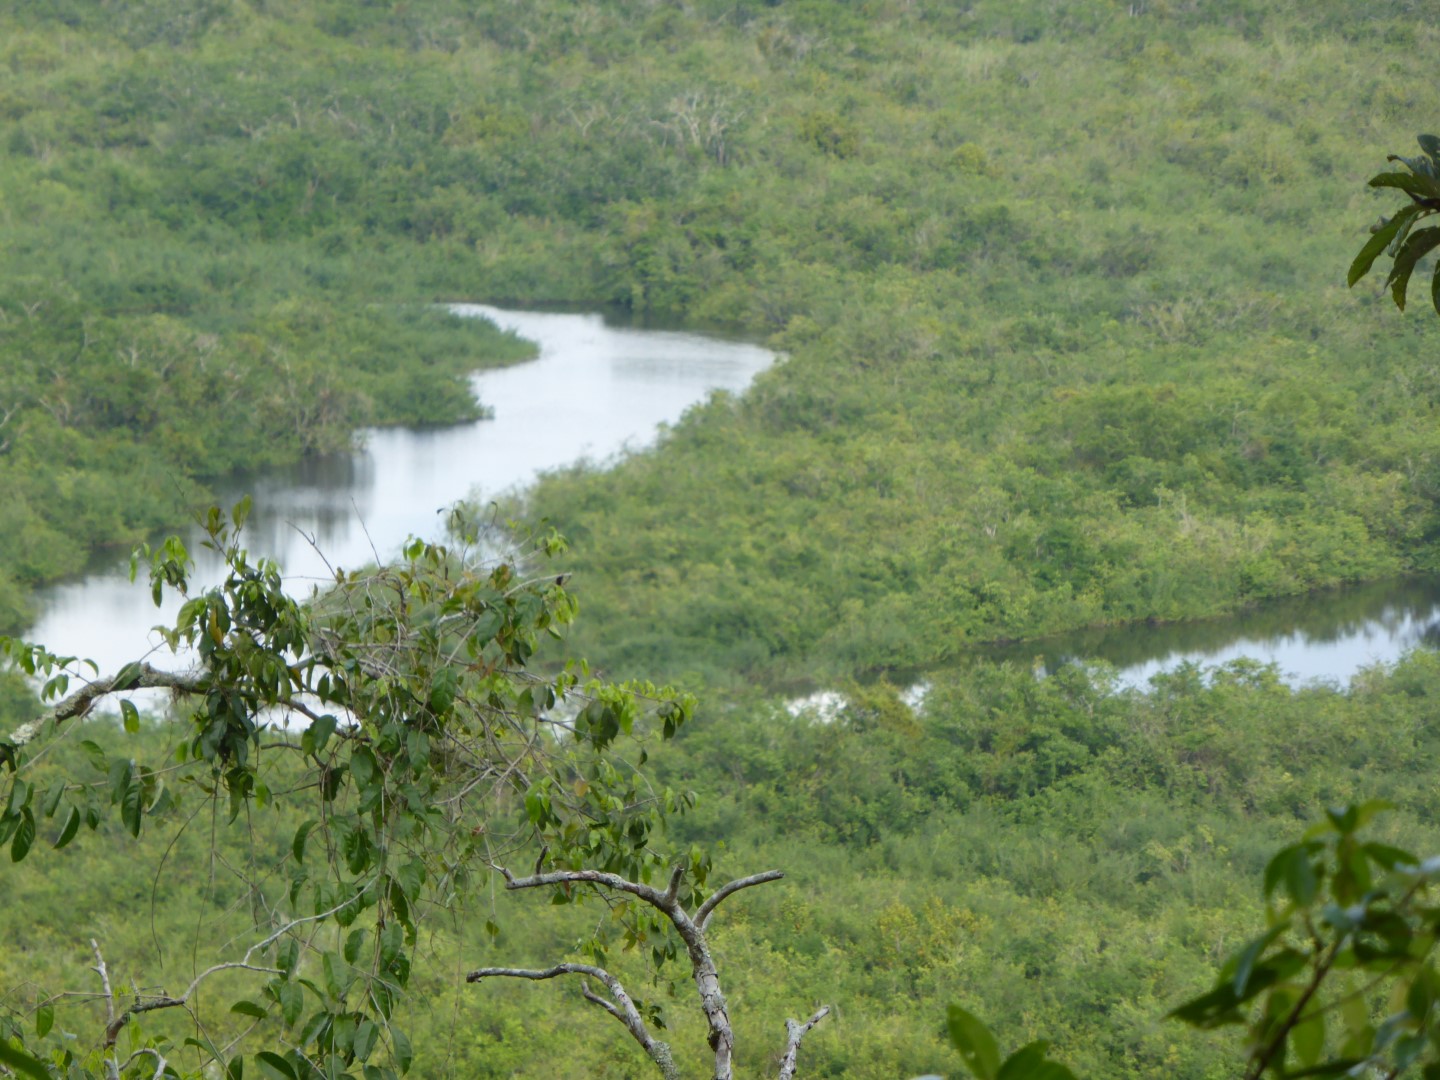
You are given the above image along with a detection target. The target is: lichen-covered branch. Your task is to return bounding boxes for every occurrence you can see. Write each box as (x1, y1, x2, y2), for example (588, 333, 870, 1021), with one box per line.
(778, 1006, 831, 1080)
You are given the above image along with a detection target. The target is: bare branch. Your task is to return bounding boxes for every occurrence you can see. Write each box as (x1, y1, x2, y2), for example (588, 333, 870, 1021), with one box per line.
(91, 940, 123, 1080)
(663, 863, 685, 907)
(498, 867, 675, 911)
(778, 1006, 831, 1080)
(468, 964, 678, 1080)
(696, 870, 785, 930)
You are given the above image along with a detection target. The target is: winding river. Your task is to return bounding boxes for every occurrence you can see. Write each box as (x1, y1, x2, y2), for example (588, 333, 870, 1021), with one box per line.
(23, 305, 1440, 693)
(28, 306, 775, 676)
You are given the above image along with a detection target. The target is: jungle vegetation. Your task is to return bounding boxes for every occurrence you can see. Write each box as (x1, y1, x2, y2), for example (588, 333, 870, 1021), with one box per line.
(5, 1, 1440, 1078)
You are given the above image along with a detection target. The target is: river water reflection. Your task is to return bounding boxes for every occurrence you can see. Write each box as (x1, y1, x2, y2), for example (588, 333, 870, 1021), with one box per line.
(28, 306, 776, 675)
(977, 578, 1440, 690)
(24, 305, 1440, 693)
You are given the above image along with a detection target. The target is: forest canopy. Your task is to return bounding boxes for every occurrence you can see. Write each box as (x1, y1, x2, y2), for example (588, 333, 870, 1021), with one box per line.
(4, 1, 1440, 1078)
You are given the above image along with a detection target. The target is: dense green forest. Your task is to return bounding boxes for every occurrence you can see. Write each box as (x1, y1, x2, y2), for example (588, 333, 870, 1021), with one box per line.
(6, 1, 1440, 1078)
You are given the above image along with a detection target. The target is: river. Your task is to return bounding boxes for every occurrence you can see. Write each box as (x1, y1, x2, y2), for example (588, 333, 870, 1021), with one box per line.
(28, 306, 775, 676)
(24, 306, 1440, 693)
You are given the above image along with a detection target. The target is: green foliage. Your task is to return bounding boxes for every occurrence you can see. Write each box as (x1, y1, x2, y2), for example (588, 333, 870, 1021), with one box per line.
(1349, 134, 1440, 313)
(0, 505, 696, 1080)
(1171, 804, 1440, 1079)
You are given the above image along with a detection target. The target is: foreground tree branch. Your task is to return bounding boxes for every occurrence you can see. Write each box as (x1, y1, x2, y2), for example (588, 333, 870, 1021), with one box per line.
(477, 864, 829, 1080)
(466, 964, 678, 1080)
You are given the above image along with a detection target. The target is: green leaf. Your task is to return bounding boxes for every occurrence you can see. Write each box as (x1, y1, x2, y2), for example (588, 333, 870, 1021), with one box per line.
(1264, 844, 1318, 907)
(0, 1039, 51, 1080)
(1388, 228, 1440, 310)
(353, 1021, 378, 1063)
(10, 806, 35, 862)
(947, 1005, 1001, 1080)
(390, 1029, 413, 1076)
(1369, 171, 1440, 200)
(120, 700, 140, 735)
(1292, 1010, 1325, 1069)
(40, 780, 65, 819)
(231, 1001, 268, 1019)
(1233, 923, 1288, 998)
(6, 779, 30, 818)
(78, 740, 107, 772)
(302, 716, 337, 757)
(293, 820, 317, 865)
(34, 1004, 53, 1039)
(997, 1042, 1050, 1080)
(1350, 206, 1422, 286)
(344, 929, 368, 965)
(379, 922, 403, 968)
(255, 1052, 298, 1080)
(1362, 842, 1417, 871)
(53, 806, 80, 850)
(120, 769, 143, 838)
(113, 662, 144, 692)
(277, 981, 303, 1029)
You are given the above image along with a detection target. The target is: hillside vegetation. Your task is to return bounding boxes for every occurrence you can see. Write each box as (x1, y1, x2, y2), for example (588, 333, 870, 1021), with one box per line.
(5, 2, 1440, 1079)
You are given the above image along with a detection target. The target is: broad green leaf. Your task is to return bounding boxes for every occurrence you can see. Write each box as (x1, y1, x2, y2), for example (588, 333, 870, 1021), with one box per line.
(0, 1039, 51, 1080)
(293, 820, 317, 865)
(1349, 205, 1422, 286)
(353, 1021, 378, 1063)
(344, 929, 368, 965)
(120, 769, 143, 838)
(1264, 844, 1318, 907)
(255, 1052, 298, 1080)
(40, 780, 64, 819)
(6, 779, 29, 818)
(1292, 1010, 1325, 1069)
(10, 807, 35, 862)
(34, 1004, 52, 1039)
(1233, 924, 1288, 998)
(1369, 171, 1440, 200)
(113, 662, 144, 691)
(947, 1005, 1001, 1080)
(231, 1001, 268, 1019)
(278, 981, 304, 1029)
(390, 1028, 413, 1076)
(1387, 228, 1440, 310)
(50, 806, 77, 851)
(120, 700, 140, 735)
(302, 716, 337, 757)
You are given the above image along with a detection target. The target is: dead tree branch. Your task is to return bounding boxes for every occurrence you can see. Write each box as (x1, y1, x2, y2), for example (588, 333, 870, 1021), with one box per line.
(482, 865, 827, 1080)
(466, 964, 678, 1080)
(778, 1006, 831, 1080)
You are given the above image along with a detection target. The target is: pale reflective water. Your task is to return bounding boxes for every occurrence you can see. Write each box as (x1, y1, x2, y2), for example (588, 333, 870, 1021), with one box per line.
(24, 305, 1440, 693)
(28, 306, 776, 675)
(978, 578, 1440, 689)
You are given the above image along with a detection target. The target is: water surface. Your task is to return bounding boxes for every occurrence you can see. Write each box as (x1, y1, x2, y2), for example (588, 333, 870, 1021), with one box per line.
(29, 306, 776, 675)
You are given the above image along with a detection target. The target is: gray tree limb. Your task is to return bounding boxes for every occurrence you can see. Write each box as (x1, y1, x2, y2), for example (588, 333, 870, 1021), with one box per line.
(466, 964, 678, 1080)
(491, 864, 823, 1080)
(778, 1006, 832, 1080)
